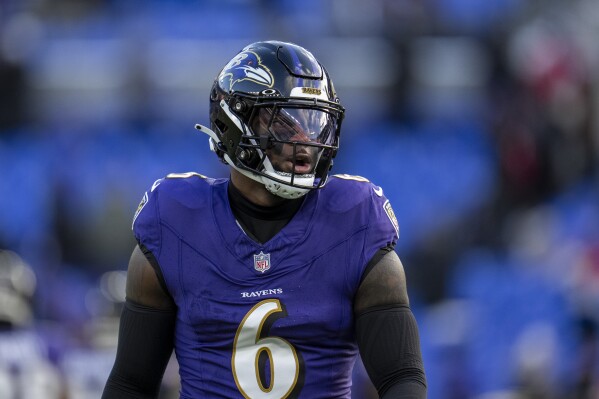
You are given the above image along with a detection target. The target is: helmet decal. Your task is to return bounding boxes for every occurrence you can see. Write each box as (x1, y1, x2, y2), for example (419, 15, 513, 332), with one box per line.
(219, 51, 274, 91)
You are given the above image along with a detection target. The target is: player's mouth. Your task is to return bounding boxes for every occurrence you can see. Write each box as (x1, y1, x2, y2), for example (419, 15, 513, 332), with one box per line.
(290, 153, 313, 174)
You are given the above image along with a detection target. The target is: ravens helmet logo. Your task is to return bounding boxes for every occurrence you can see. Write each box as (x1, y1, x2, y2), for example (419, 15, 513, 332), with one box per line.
(219, 51, 274, 92)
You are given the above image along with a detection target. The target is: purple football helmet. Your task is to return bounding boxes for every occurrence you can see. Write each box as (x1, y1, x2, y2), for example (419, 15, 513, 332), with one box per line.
(196, 41, 345, 199)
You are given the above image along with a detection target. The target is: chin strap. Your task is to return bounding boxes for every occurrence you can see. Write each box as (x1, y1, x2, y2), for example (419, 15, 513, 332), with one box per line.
(194, 123, 311, 199)
(196, 99, 317, 199)
(262, 173, 310, 199)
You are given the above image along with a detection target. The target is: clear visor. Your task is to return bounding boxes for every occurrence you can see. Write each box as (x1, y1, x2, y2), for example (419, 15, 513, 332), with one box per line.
(250, 107, 337, 145)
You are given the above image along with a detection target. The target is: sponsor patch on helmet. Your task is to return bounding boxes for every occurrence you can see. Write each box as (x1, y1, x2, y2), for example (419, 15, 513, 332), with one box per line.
(302, 87, 321, 95)
(220, 51, 274, 91)
(290, 86, 328, 100)
(132, 191, 148, 229)
(383, 199, 399, 237)
(253, 251, 271, 273)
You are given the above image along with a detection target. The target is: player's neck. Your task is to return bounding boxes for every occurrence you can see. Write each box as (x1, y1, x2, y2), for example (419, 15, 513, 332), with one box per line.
(229, 169, 287, 207)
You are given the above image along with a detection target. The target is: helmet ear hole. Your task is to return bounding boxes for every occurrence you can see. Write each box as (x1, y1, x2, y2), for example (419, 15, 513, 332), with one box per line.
(214, 119, 228, 133)
(232, 100, 247, 113)
(236, 147, 260, 169)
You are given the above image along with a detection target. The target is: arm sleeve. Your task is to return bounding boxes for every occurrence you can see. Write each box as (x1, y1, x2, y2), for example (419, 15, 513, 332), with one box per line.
(101, 300, 176, 399)
(356, 305, 427, 399)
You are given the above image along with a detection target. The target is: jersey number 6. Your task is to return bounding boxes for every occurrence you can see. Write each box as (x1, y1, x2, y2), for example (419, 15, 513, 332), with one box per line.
(232, 299, 301, 398)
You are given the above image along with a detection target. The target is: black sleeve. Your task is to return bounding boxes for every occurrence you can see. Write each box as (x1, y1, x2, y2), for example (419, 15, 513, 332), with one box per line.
(101, 300, 177, 399)
(356, 304, 427, 399)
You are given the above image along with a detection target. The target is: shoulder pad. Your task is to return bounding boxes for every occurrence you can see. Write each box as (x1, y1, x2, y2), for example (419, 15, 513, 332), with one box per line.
(322, 174, 381, 211)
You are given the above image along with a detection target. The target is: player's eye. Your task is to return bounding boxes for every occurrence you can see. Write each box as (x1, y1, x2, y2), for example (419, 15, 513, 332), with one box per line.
(271, 121, 305, 141)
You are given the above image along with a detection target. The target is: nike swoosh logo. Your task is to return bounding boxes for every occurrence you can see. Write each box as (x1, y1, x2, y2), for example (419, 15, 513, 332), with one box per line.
(373, 186, 383, 197)
(151, 178, 162, 192)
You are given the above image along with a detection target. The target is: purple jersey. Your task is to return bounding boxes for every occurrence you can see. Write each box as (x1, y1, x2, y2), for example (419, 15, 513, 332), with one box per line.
(133, 172, 399, 399)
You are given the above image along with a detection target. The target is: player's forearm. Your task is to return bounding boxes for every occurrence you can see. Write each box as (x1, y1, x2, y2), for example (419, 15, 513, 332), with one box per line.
(380, 381, 427, 399)
(356, 304, 427, 399)
(101, 300, 176, 399)
(102, 376, 157, 399)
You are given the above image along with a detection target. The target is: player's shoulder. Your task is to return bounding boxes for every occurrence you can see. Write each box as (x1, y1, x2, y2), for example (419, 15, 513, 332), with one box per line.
(138, 172, 225, 216)
(133, 171, 226, 231)
(320, 174, 386, 211)
(325, 174, 400, 239)
(326, 174, 384, 199)
(149, 171, 224, 198)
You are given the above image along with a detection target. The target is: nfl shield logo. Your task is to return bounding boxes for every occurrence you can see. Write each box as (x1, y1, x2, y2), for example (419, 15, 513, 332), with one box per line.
(253, 251, 271, 273)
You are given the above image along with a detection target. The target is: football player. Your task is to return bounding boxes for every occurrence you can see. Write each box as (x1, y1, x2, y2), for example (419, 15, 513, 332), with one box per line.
(0, 250, 63, 399)
(102, 41, 426, 398)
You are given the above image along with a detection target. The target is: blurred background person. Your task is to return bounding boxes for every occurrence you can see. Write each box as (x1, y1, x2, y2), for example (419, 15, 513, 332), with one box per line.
(0, 250, 64, 398)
